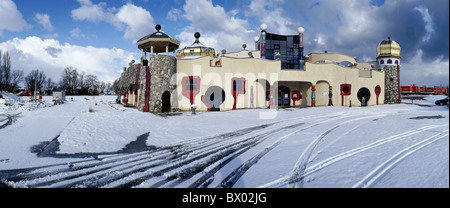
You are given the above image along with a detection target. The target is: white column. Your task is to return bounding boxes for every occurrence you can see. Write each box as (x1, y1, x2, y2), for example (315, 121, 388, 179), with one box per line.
(166, 45, 169, 55)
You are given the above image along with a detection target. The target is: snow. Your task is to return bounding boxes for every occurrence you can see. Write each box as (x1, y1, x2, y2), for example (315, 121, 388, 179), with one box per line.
(0, 92, 448, 188)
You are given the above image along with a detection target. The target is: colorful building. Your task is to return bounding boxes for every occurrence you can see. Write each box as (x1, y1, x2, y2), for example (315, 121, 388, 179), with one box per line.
(118, 24, 402, 113)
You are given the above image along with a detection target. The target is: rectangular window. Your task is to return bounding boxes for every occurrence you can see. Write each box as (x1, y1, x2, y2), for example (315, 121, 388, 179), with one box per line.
(233, 80, 243, 92)
(185, 79, 197, 91)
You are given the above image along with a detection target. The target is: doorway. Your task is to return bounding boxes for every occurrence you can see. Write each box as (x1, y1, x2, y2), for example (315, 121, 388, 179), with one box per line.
(277, 86, 290, 107)
(162, 91, 171, 112)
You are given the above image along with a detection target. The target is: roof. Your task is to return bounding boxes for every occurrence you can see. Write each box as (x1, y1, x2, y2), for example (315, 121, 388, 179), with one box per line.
(136, 25, 180, 53)
(176, 32, 216, 59)
(377, 37, 401, 59)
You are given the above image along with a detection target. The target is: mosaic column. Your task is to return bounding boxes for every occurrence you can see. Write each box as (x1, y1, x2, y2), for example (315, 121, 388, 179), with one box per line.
(328, 86, 333, 106)
(250, 85, 255, 108)
(260, 24, 267, 59)
(298, 27, 305, 70)
(397, 64, 401, 104)
(311, 85, 316, 107)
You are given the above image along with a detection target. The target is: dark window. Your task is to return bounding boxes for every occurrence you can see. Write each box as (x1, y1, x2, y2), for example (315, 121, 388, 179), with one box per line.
(380, 60, 384, 64)
(185, 79, 198, 91)
(387, 59, 392, 64)
(395, 60, 399, 64)
(263, 32, 300, 69)
(233, 80, 243, 92)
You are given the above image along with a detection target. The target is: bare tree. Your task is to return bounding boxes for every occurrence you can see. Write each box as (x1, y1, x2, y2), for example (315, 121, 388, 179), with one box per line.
(0, 50, 2, 90)
(0, 51, 12, 91)
(25, 69, 47, 93)
(59, 67, 79, 94)
(9, 69, 24, 92)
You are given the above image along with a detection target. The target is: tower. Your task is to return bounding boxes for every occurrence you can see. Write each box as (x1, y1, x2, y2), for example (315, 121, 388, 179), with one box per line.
(136, 25, 179, 113)
(377, 36, 401, 104)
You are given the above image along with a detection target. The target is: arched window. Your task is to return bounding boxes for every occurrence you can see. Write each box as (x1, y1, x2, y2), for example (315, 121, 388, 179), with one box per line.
(387, 59, 392, 64)
(395, 60, 399, 64)
(380, 60, 384, 65)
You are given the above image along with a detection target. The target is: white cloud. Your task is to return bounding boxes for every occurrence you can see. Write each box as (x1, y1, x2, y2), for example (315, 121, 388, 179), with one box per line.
(401, 49, 449, 86)
(71, 0, 154, 40)
(70, 28, 85, 38)
(34, 13, 53, 32)
(71, 0, 120, 27)
(0, 0, 30, 35)
(414, 5, 435, 42)
(167, 8, 182, 22)
(0, 36, 137, 84)
(116, 4, 155, 41)
(248, 0, 296, 35)
(177, 0, 255, 52)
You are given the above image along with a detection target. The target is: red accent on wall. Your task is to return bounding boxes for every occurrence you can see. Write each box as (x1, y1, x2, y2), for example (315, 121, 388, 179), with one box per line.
(143, 66, 150, 112)
(182, 76, 200, 105)
(201, 95, 211, 111)
(231, 78, 246, 110)
(375, 85, 381, 105)
(397, 64, 401, 104)
(291, 91, 301, 106)
(340, 84, 351, 106)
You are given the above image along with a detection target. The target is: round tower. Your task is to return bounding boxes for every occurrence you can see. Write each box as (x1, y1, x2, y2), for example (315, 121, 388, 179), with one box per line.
(376, 36, 401, 66)
(377, 36, 401, 104)
(136, 25, 179, 113)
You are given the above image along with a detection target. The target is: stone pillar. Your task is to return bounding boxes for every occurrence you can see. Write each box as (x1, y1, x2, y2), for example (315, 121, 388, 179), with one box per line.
(384, 65, 400, 104)
(148, 55, 177, 113)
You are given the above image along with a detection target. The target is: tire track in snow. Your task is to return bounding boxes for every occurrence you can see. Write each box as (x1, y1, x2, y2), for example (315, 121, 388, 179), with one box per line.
(0, 118, 298, 188)
(0, 109, 378, 188)
(198, 112, 373, 188)
(146, 111, 383, 188)
(111, 122, 306, 188)
(258, 124, 448, 188)
(352, 129, 449, 188)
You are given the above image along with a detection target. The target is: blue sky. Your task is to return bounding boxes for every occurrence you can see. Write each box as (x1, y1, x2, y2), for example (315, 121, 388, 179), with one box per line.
(0, 0, 448, 87)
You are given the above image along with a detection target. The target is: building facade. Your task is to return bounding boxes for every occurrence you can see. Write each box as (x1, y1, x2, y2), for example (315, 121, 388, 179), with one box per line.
(118, 24, 401, 113)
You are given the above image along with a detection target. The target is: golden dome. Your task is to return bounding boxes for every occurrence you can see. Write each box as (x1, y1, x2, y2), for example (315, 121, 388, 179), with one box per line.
(377, 37, 401, 59)
(176, 32, 217, 59)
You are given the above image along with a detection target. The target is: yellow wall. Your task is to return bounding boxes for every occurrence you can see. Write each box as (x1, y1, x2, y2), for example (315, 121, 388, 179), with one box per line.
(175, 55, 385, 111)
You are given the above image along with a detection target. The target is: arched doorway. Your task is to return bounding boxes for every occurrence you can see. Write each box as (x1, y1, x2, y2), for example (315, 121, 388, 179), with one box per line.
(202, 86, 226, 111)
(162, 91, 171, 112)
(357, 87, 371, 106)
(277, 86, 290, 107)
(315, 80, 330, 106)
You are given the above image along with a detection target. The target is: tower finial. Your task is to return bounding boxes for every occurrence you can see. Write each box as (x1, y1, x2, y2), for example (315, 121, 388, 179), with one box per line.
(194, 32, 200, 44)
(155, 24, 161, 32)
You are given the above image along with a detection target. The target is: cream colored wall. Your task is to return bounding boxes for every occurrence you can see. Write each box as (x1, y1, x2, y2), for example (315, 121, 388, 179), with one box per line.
(224, 50, 261, 59)
(308, 53, 356, 64)
(176, 55, 385, 111)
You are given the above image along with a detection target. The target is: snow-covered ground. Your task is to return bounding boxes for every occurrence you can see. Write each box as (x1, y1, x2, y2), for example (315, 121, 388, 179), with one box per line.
(0, 92, 448, 188)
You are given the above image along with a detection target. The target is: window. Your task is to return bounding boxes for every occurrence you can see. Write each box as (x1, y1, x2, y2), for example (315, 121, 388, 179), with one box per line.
(380, 60, 384, 65)
(233, 79, 244, 92)
(395, 60, 399, 64)
(182, 76, 200, 105)
(387, 59, 392, 64)
(184, 78, 198, 91)
(231, 78, 245, 110)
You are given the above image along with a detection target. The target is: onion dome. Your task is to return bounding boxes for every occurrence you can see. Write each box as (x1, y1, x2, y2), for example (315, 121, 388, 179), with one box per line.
(137, 24, 180, 53)
(376, 36, 401, 59)
(176, 32, 217, 59)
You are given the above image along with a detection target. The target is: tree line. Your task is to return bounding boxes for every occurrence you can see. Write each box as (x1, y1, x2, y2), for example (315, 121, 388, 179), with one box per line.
(0, 49, 115, 95)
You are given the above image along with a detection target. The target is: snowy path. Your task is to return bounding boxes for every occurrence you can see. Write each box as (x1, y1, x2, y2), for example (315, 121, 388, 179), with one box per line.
(0, 95, 448, 188)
